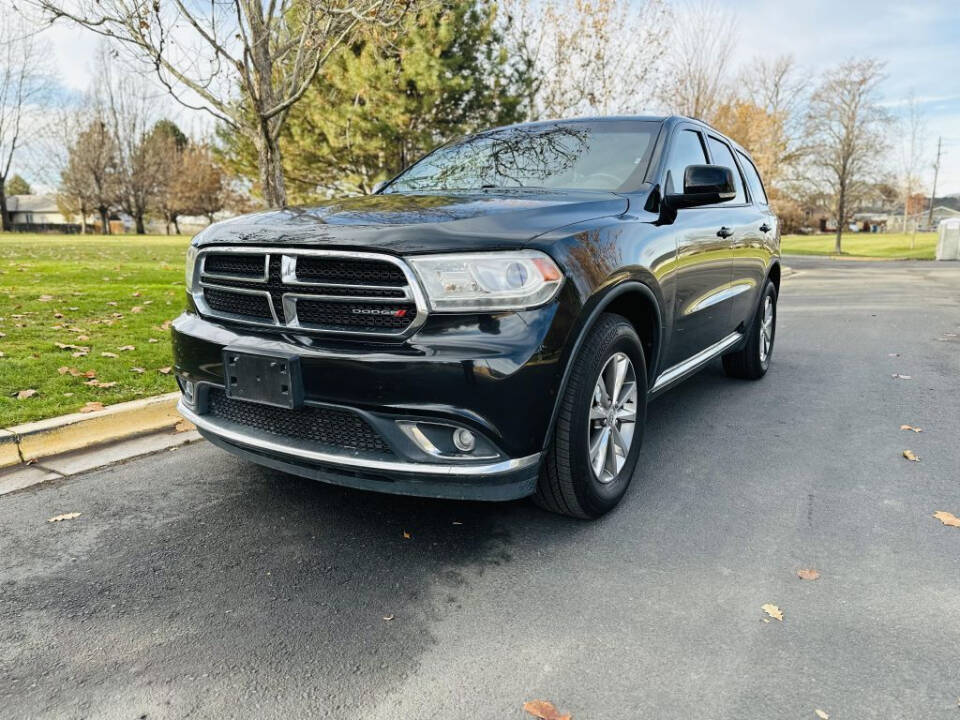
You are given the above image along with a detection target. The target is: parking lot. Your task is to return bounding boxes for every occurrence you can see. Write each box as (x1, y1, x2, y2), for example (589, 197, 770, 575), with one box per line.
(2, 257, 959, 720)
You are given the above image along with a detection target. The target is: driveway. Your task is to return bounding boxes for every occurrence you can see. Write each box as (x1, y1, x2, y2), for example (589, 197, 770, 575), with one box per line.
(2, 257, 959, 719)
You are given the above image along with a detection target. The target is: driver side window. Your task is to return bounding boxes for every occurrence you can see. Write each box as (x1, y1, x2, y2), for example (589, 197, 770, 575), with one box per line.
(664, 129, 708, 195)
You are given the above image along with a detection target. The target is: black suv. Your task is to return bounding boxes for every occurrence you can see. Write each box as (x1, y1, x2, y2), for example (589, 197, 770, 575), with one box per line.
(172, 116, 780, 518)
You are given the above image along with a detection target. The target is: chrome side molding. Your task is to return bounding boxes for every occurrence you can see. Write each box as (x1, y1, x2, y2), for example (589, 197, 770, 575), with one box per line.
(650, 332, 743, 395)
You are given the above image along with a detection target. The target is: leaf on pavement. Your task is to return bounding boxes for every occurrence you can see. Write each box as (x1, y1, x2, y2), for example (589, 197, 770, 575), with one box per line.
(79, 401, 104, 413)
(16, 388, 38, 399)
(402, 531, 411, 539)
(933, 511, 960, 528)
(174, 419, 195, 433)
(48, 512, 81, 523)
(797, 568, 820, 581)
(902, 450, 919, 462)
(523, 700, 571, 720)
(761, 603, 783, 621)
(382, 614, 395, 621)
(815, 710, 829, 719)
(891, 373, 911, 380)
(900, 425, 923, 432)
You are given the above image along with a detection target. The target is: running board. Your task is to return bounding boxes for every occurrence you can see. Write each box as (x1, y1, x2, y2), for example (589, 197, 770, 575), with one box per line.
(650, 332, 743, 396)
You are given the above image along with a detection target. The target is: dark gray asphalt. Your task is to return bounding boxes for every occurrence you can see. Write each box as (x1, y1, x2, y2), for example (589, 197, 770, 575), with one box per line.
(2, 257, 959, 720)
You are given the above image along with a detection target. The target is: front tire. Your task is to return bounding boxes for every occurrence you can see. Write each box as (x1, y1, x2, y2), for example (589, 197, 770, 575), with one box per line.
(722, 281, 777, 380)
(534, 313, 648, 519)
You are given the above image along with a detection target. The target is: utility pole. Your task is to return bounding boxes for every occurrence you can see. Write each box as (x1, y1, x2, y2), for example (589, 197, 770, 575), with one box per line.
(927, 136, 942, 228)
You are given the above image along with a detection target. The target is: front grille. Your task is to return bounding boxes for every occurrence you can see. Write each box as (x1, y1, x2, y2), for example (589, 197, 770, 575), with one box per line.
(295, 299, 417, 330)
(206, 388, 392, 455)
(194, 249, 421, 337)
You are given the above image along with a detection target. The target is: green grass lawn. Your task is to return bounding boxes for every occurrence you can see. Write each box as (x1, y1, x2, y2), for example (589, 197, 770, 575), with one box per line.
(781, 232, 938, 260)
(0, 233, 189, 427)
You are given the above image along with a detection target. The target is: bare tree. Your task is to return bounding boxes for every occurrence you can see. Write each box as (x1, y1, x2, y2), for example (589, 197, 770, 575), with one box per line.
(171, 144, 228, 224)
(896, 92, 926, 247)
(806, 58, 889, 253)
(0, 15, 50, 230)
(95, 50, 168, 234)
(35, 0, 408, 208)
(503, 0, 670, 119)
(659, 0, 735, 120)
(60, 117, 120, 233)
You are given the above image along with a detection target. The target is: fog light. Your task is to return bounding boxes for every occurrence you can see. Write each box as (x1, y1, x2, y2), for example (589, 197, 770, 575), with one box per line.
(453, 428, 476, 453)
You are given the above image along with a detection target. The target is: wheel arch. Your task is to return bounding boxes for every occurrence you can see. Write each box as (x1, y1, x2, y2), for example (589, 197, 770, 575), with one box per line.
(541, 280, 663, 452)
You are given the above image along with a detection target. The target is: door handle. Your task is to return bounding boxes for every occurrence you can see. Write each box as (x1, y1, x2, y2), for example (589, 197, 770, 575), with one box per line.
(759, 223, 771, 233)
(717, 226, 733, 238)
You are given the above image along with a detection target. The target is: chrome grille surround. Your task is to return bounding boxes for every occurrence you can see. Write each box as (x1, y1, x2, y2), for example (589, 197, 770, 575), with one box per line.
(190, 246, 429, 339)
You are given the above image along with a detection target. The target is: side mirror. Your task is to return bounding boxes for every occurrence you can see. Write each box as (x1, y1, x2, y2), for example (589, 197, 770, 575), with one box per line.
(664, 165, 736, 209)
(370, 180, 387, 195)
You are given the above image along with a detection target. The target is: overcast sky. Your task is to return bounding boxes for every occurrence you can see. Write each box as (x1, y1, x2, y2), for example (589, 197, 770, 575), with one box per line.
(35, 0, 960, 195)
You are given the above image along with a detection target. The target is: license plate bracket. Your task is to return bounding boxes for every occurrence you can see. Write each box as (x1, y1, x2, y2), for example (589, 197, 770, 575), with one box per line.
(222, 347, 304, 409)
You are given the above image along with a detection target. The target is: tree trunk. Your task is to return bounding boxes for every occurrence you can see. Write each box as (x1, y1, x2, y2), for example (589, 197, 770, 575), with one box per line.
(0, 185, 8, 232)
(80, 205, 87, 235)
(834, 192, 845, 254)
(99, 207, 110, 234)
(257, 125, 287, 208)
(173, 215, 180, 234)
(164, 215, 171, 235)
(135, 212, 146, 235)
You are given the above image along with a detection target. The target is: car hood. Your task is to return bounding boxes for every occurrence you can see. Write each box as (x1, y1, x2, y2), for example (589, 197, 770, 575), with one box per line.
(194, 190, 629, 254)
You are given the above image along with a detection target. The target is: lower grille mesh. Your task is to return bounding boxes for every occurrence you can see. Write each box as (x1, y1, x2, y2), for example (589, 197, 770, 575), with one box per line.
(206, 388, 392, 455)
(296, 299, 416, 331)
(204, 287, 272, 319)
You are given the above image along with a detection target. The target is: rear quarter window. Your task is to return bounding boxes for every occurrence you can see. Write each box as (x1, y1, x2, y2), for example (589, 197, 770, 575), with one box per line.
(737, 151, 768, 205)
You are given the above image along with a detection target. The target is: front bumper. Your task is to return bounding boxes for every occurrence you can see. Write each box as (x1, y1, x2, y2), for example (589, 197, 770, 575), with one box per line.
(172, 299, 574, 500)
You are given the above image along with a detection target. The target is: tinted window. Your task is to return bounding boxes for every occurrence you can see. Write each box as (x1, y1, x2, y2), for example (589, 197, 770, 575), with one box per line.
(385, 120, 659, 193)
(737, 151, 768, 205)
(706, 136, 746, 204)
(664, 129, 707, 195)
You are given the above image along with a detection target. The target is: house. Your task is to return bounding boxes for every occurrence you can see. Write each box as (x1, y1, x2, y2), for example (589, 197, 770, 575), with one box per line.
(5, 194, 82, 233)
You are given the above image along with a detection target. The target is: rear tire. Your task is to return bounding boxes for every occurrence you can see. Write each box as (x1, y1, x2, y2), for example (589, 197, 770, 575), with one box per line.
(534, 313, 647, 519)
(722, 281, 777, 380)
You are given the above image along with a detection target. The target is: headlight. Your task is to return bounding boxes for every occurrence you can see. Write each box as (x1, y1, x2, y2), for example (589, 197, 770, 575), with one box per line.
(184, 245, 199, 293)
(408, 251, 563, 312)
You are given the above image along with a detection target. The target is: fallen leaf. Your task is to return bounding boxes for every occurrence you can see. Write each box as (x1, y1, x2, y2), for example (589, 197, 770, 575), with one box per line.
(55, 342, 89, 352)
(815, 710, 829, 719)
(900, 425, 923, 433)
(158, 366, 172, 374)
(0, 351, 5, 357)
(118, 345, 136, 351)
(933, 511, 960, 528)
(159, 319, 172, 330)
(48, 512, 81, 523)
(382, 614, 395, 621)
(175, 419, 196, 433)
(107, 301, 118, 306)
(76, 334, 89, 341)
(902, 449, 919, 462)
(761, 603, 783, 621)
(85, 380, 117, 388)
(37, 294, 54, 302)
(53, 312, 64, 319)
(891, 373, 912, 380)
(101, 351, 118, 358)
(131, 306, 143, 313)
(523, 700, 571, 720)
(16, 388, 38, 399)
(887, 352, 899, 357)
(71, 351, 87, 358)
(57, 366, 70, 374)
(797, 568, 820, 581)
(402, 531, 411, 539)
(79, 401, 104, 413)
(131, 367, 145, 374)
(132, 291, 141, 297)
(148, 337, 158, 343)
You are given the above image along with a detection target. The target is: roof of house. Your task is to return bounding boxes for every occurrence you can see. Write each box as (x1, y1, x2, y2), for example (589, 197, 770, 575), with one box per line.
(7, 194, 59, 213)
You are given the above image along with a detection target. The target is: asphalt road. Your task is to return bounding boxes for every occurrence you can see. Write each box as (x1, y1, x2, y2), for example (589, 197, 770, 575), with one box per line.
(2, 257, 959, 720)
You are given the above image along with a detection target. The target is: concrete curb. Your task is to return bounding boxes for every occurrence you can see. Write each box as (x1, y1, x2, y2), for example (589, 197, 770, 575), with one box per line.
(0, 392, 185, 469)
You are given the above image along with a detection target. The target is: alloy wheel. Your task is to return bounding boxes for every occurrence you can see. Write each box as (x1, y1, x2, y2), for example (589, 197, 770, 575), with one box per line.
(588, 352, 638, 483)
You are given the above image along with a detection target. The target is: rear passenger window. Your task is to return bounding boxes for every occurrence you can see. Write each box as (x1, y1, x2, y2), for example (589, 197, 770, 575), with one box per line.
(664, 129, 708, 195)
(706, 137, 746, 204)
(737, 151, 768, 205)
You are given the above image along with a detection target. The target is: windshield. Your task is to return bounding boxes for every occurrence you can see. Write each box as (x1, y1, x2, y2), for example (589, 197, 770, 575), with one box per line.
(383, 120, 660, 194)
